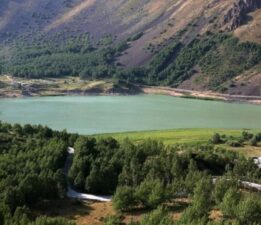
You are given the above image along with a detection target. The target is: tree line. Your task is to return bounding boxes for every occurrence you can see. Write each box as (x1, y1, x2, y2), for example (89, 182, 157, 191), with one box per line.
(69, 136, 260, 224)
(0, 122, 76, 225)
(1, 33, 261, 91)
(106, 177, 261, 225)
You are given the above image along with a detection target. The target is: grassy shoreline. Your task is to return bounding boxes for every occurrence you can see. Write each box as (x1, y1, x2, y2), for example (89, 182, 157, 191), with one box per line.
(94, 128, 257, 144)
(95, 128, 261, 157)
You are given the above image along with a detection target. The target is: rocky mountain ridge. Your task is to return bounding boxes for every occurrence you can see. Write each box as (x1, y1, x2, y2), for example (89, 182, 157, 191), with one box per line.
(223, 0, 261, 30)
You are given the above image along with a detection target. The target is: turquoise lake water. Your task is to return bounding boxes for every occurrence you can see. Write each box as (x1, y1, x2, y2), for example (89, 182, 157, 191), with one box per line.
(0, 95, 260, 134)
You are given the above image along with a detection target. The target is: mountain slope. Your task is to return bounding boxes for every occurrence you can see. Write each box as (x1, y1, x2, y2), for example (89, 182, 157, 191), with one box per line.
(1, 0, 260, 44)
(0, 0, 260, 96)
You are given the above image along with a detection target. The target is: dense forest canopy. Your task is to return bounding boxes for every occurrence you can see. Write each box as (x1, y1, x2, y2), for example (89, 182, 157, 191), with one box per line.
(0, 122, 260, 225)
(69, 132, 261, 224)
(0, 121, 76, 225)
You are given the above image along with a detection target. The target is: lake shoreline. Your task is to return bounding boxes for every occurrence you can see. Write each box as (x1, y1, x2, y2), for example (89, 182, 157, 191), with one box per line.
(1, 85, 261, 105)
(141, 86, 261, 105)
(1, 95, 261, 133)
(1, 75, 260, 104)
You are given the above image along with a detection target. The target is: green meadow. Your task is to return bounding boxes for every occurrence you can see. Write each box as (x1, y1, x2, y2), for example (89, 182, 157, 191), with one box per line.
(96, 129, 261, 157)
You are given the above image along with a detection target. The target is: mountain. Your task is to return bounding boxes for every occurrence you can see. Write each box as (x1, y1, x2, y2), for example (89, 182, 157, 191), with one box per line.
(0, 0, 260, 95)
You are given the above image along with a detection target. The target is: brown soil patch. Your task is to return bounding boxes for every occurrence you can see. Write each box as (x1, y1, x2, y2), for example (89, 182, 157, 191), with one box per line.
(229, 67, 261, 96)
(144, 0, 169, 15)
(33, 199, 92, 222)
(45, 0, 97, 32)
(234, 9, 261, 44)
(33, 198, 191, 225)
(209, 209, 223, 222)
(77, 202, 115, 225)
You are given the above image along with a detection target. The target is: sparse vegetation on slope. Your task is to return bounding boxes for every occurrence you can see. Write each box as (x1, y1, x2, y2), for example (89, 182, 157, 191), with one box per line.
(0, 0, 261, 95)
(147, 33, 261, 90)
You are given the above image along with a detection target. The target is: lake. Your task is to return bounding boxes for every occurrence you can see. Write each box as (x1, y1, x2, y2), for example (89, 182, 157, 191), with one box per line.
(0, 95, 261, 134)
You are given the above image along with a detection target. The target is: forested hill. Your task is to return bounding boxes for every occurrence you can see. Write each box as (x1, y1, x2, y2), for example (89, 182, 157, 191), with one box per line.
(0, 0, 260, 95)
(1, 122, 261, 225)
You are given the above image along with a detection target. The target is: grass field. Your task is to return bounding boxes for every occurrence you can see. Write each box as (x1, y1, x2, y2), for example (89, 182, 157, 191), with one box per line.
(95, 129, 254, 145)
(95, 129, 261, 157)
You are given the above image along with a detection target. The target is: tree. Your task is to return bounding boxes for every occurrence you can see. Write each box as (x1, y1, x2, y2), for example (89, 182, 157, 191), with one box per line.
(73, 172, 85, 190)
(181, 177, 213, 223)
(19, 175, 42, 205)
(23, 124, 34, 136)
(211, 133, 222, 144)
(139, 206, 174, 225)
(184, 159, 202, 193)
(220, 188, 241, 218)
(213, 178, 237, 205)
(13, 124, 23, 136)
(235, 194, 261, 224)
(242, 131, 253, 141)
(135, 178, 166, 209)
(4, 187, 25, 213)
(12, 206, 30, 225)
(113, 186, 136, 211)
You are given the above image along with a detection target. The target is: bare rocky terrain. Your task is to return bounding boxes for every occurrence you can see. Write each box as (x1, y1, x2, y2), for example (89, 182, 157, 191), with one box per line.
(1, 0, 260, 59)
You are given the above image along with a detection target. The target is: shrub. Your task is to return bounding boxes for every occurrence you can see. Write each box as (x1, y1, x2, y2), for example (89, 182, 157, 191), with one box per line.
(211, 133, 222, 144)
(135, 178, 166, 209)
(255, 133, 261, 142)
(250, 136, 258, 146)
(104, 216, 122, 225)
(242, 131, 253, 141)
(227, 140, 242, 147)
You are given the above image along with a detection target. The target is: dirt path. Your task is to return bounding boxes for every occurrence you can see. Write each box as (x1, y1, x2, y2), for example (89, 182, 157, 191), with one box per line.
(65, 147, 112, 202)
(141, 86, 261, 104)
(65, 147, 261, 203)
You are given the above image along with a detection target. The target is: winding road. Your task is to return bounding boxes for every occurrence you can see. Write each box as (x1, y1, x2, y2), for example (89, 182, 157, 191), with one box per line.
(65, 147, 260, 202)
(65, 147, 112, 202)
